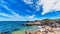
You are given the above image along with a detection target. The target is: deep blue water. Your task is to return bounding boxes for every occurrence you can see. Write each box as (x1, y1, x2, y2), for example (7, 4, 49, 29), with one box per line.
(0, 21, 27, 33)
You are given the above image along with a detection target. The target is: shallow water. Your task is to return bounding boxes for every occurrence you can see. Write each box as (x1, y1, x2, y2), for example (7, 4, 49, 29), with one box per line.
(0, 21, 26, 33)
(12, 25, 38, 34)
(0, 21, 38, 34)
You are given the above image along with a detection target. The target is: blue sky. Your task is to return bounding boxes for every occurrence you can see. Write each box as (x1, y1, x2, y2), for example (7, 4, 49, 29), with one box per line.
(0, 0, 60, 21)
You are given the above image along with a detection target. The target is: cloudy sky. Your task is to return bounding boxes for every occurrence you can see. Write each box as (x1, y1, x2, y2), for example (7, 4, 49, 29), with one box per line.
(0, 0, 60, 21)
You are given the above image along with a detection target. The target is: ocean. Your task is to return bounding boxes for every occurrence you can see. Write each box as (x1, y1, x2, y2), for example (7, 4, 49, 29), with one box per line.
(0, 21, 38, 34)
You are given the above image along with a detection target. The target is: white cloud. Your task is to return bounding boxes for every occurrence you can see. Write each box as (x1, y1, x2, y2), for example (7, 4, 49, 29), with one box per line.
(0, 12, 12, 17)
(35, 0, 60, 15)
(23, 0, 41, 11)
(0, 5, 36, 21)
(23, 0, 33, 4)
(28, 14, 35, 19)
(0, 18, 26, 21)
(11, 11, 25, 18)
(3, 5, 25, 18)
(24, 14, 36, 21)
(35, 0, 42, 11)
(53, 1, 60, 10)
(0, 14, 36, 21)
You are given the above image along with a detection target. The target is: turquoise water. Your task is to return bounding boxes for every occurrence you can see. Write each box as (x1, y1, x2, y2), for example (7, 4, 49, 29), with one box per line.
(0, 21, 37, 34)
(12, 25, 38, 34)
(0, 21, 27, 34)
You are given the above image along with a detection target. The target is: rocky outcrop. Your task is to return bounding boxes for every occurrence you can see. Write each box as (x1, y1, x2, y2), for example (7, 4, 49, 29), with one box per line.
(24, 20, 41, 26)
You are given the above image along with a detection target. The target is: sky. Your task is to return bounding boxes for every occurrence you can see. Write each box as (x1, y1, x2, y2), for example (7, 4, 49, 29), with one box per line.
(0, 0, 60, 21)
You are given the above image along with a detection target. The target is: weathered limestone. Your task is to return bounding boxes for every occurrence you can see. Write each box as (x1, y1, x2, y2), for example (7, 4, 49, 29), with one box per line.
(25, 20, 60, 34)
(25, 31, 31, 34)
